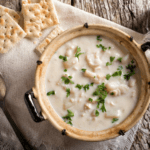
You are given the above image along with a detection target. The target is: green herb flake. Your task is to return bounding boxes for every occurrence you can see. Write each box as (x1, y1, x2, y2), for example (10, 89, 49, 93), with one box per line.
(100, 103, 106, 112)
(64, 69, 67, 72)
(94, 76, 96, 78)
(61, 76, 74, 84)
(81, 68, 86, 72)
(83, 84, 90, 92)
(68, 76, 72, 79)
(89, 98, 93, 102)
(106, 62, 111, 66)
(62, 110, 74, 125)
(93, 83, 107, 96)
(117, 57, 122, 62)
(70, 80, 74, 84)
(112, 70, 122, 77)
(95, 110, 99, 116)
(47, 90, 55, 96)
(117, 66, 123, 70)
(97, 36, 102, 41)
(108, 46, 111, 49)
(75, 46, 84, 59)
(66, 88, 70, 97)
(96, 44, 107, 51)
(126, 63, 136, 72)
(110, 92, 114, 95)
(110, 56, 115, 62)
(96, 98, 107, 112)
(67, 121, 73, 125)
(112, 118, 119, 123)
(93, 83, 108, 112)
(59, 55, 67, 62)
(90, 82, 94, 86)
(106, 56, 115, 66)
(124, 71, 135, 80)
(124, 61, 136, 80)
(75, 84, 83, 90)
(106, 74, 111, 80)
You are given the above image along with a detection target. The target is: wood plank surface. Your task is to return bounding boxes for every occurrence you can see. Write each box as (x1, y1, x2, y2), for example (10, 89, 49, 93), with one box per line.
(0, 0, 150, 150)
(58, 0, 150, 34)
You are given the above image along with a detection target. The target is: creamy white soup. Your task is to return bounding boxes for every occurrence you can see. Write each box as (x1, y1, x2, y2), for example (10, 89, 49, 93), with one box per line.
(45, 35, 140, 131)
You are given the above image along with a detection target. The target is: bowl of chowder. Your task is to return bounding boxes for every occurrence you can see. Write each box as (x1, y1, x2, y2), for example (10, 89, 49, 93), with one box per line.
(25, 24, 150, 141)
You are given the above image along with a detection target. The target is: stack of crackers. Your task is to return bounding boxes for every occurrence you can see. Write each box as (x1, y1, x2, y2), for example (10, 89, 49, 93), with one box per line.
(0, 0, 63, 54)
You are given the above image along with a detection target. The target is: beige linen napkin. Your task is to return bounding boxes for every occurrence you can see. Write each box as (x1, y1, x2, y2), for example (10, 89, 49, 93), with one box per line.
(0, 0, 149, 149)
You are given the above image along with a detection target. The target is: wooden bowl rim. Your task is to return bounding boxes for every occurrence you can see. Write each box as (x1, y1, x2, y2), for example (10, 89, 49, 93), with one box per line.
(33, 24, 150, 141)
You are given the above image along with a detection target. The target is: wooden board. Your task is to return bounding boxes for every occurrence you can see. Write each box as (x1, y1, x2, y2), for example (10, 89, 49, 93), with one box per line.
(58, 0, 150, 34)
(0, 0, 150, 149)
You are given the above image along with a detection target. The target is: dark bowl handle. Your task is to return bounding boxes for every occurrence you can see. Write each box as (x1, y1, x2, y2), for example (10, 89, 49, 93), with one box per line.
(24, 89, 45, 122)
(141, 42, 150, 52)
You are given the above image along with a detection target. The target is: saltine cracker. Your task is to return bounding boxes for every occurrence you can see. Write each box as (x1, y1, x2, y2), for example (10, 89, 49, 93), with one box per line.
(22, 0, 59, 38)
(36, 26, 63, 54)
(0, 5, 20, 23)
(40, 0, 59, 29)
(22, 3, 42, 38)
(0, 13, 26, 53)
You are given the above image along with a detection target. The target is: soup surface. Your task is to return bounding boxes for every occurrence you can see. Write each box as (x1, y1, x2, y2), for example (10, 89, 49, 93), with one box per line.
(45, 35, 140, 131)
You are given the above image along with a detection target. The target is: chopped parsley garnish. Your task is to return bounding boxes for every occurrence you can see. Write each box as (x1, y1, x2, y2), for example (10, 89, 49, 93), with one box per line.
(93, 83, 108, 112)
(100, 103, 106, 112)
(62, 110, 74, 125)
(110, 56, 115, 62)
(90, 82, 94, 86)
(64, 69, 67, 72)
(67, 121, 73, 125)
(110, 92, 114, 95)
(108, 46, 111, 49)
(47, 90, 55, 96)
(66, 88, 70, 97)
(96, 97, 106, 112)
(106, 74, 111, 80)
(124, 60, 136, 80)
(93, 83, 107, 97)
(106, 56, 115, 66)
(81, 68, 86, 72)
(97, 35, 102, 41)
(96, 44, 107, 51)
(75, 46, 84, 59)
(117, 57, 122, 62)
(89, 98, 93, 102)
(94, 76, 96, 78)
(83, 84, 90, 92)
(75, 84, 83, 90)
(68, 76, 72, 79)
(106, 66, 123, 79)
(75, 83, 93, 90)
(61, 76, 74, 84)
(112, 70, 122, 77)
(59, 55, 67, 62)
(95, 110, 99, 116)
(117, 66, 123, 70)
(126, 62, 136, 72)
(106, 62, 110, 66)
(124, 71, 135, 80)
(112, 118, 119, 123)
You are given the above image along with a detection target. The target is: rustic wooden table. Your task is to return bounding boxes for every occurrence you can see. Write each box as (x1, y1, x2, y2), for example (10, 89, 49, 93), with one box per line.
(0, 0, 150, 149)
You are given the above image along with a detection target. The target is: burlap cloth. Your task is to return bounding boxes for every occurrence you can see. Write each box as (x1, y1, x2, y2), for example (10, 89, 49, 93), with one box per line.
(0, 0, 149, 149)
